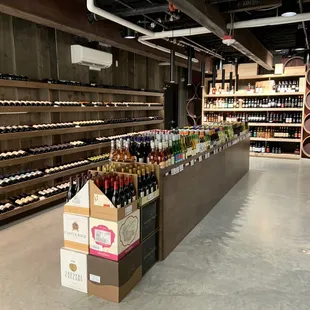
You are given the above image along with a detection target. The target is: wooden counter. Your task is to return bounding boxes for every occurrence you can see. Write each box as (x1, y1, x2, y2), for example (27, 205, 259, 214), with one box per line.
(158, 134, 250, 260)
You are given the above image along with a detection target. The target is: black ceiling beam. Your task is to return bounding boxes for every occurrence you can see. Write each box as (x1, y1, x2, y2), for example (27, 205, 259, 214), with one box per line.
(113, 4, 168, 17)
(170, 0, 274, 70)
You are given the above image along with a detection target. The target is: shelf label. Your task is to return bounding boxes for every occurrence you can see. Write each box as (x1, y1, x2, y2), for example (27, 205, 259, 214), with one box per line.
(179, 164, 184, 172)
(199, 155, 202, 162)
(89, 274, 101, 284)
(148, 192, 155, 201)
(190, 159, 195, 166)
(125, 205, 133, 216)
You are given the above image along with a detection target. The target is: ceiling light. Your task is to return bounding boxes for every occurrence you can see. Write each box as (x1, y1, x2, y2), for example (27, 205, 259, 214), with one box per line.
(281, 0, 297, 17)
(295, 24, 306, 51)
(121, 28, 136, 39)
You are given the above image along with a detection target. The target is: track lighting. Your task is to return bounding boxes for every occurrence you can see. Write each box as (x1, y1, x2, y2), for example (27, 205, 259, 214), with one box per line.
(121, 27, 136, 39)
(281, 0, 297, 17)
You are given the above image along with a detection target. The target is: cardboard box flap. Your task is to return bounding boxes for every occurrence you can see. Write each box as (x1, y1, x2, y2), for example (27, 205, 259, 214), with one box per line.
(65, 181, 90, 208)
(90, 180, 113, 208)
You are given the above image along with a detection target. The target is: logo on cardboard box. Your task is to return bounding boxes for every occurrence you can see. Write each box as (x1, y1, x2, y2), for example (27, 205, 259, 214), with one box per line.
(72, 222, 79, 231)
(120, 215, 139, 247)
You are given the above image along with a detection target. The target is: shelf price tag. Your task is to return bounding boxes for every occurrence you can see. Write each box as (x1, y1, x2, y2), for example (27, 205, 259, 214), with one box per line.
(179, 164, 184, 172)
(199, 155, 202, 162)
(190, 159, 195, 166)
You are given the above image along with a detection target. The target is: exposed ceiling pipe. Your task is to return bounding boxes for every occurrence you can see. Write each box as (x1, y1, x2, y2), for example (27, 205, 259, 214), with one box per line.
(86, 0, 153, 36)
(138, 38, 199, 63)
(298, 0, 310, 50)
(139, 12, 310, 41)
(87, 0, 223, 61)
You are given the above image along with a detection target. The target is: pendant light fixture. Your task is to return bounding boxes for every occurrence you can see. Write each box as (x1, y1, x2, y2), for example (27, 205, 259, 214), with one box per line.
(281, 0, 297, 17)
(295, 24, 306, 51)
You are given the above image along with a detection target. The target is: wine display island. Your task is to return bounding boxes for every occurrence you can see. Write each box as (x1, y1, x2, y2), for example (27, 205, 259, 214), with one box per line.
(158, 133, 250, 260)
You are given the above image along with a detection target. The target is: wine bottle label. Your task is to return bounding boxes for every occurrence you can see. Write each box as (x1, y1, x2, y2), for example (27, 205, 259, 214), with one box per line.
(139, 158, 144, 163)
(140, 192, 144, 198)
(132, 196, 136, 201)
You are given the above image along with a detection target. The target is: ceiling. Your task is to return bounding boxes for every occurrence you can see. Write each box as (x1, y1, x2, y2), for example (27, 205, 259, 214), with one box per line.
(94, 0, 310, 64)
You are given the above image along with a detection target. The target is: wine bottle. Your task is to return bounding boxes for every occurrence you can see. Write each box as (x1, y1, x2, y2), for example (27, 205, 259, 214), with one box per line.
(112, 181, 121, 208)
(67, 177, 75, 202)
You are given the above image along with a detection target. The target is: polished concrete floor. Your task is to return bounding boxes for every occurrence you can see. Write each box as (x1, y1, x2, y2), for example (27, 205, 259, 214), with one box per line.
(2, 158, 310, 310)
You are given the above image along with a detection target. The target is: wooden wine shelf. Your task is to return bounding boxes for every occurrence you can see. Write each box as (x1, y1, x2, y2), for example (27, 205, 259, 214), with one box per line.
(205, 73, 305, 81)
(205, 92, 304, 98)
(203, 108, 303, 112)
(0, 192, 67, 221)
(250, 152, 300, 160)
(0, 79, 164, 97)
(0, 120, 163, 141)
(250, 137, 301, 143)
(248, 123, 302, 127)
(0, 160, 108, 195)
(0, 105, 164, 113)
(0, 142, 110, 168)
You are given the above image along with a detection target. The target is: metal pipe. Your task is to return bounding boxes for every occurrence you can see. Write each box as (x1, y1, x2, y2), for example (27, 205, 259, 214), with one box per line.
(139, 12, 310, 41)
(170, 47, 175, 83)
(138, 38, 199, 63)
(86, 0, 153, 36)
(187, 47, 193, 86)
(298, 0, 310, 50)
(201, 60, 206, 88)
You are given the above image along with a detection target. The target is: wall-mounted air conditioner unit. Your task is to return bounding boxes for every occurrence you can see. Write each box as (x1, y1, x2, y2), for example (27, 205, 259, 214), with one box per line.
(71, 45, 113, 71)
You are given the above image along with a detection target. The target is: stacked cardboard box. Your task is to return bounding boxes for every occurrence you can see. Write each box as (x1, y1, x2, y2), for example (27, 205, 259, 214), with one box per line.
(60, 173, 142, 303)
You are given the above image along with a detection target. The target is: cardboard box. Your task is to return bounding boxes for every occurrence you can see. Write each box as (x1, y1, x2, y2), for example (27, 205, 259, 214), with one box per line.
(299, 77, 306, 92)
(89, 178, 138, 221)
(63, 213, 89, 253)
(238, 63, 258, 77)
(142, 232, 158, 276)
(140, 200, 158, 241)
(88, 244, 142, 303)
(217, 64, 235, 80)
(274, 63, 284, 75)
(284, 66, 305, 75)
(89, 209, 140, 261)
(60, 248, 88, 293)
(64, 181, 90, 216)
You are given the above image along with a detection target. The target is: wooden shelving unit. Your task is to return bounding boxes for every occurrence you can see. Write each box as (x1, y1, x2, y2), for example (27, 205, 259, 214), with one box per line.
(205, 73, 305, 81)
(250, 137, 301, 143)
(0, 75, 164, 223)
(0, 142, 110, 168)
(202, 71, 306, 160)
(248, 123, 301, 127)
(249, 152, 300, 160)
(0, 120, 163, 141)
(0, 160, 108, 195)
(0, 105, 164, 113)
(205, 92, 304, 98)
(0, 79, 164, 97)
(203, 108, 303, 112)
(0, 192, 67, 221)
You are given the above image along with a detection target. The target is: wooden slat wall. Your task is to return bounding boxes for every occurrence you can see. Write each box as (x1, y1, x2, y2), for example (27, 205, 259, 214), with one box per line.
(0, 13, 165, 198)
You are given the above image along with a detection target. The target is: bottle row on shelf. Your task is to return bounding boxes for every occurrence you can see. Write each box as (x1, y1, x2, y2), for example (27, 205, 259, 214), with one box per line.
(0, 116, 162, 134)
(250, 127, 301, 139)
(0, 100, 163, 107)
(108, 123, 247, 168)
(0, 181, 70, 214)
(0, 73, 162, 93)
(204, 96, 303, 109)
(0, 153, 109, 187)
(204, 112, 302, 124)
(250, 142, 300, 155)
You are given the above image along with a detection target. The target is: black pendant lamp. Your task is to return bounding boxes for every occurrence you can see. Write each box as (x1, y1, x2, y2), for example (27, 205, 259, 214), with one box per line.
(281, 0, 297, 17)
(295, 24, 306, 51)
